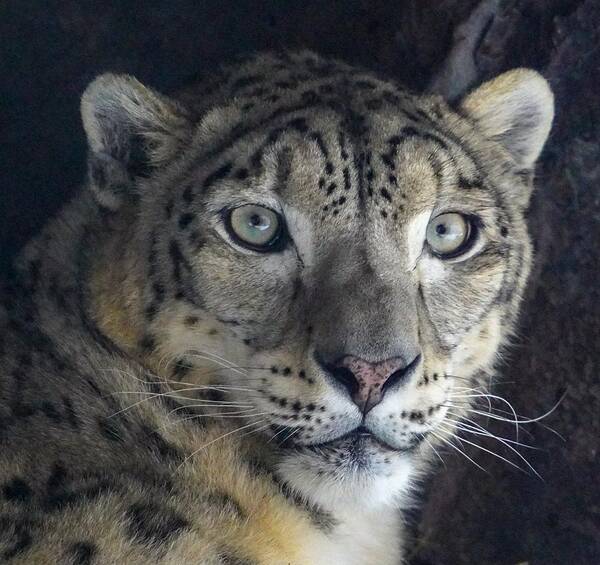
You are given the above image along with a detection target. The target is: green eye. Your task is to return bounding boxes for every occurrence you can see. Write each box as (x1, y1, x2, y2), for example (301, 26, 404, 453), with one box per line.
(426, 213, 474, 258)
(225, 204, 285, 251)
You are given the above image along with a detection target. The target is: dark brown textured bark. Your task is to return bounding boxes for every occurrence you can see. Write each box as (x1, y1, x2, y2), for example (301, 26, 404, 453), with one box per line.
(1, 1, 598, 563)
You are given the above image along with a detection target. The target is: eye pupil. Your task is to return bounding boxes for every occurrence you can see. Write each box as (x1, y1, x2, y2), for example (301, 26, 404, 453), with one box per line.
(435, 223, 447, 235)
(249, 214, 262, 227)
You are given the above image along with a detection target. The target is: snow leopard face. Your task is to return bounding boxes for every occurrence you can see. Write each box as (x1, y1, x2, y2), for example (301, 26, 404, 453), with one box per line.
(83, 52, 553, 504)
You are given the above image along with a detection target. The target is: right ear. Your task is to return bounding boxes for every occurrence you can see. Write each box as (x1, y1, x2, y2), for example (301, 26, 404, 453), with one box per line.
(81, 74, 191, 210)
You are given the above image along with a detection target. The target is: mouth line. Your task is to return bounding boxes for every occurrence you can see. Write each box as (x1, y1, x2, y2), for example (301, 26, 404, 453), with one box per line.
(293, 426, 415, 453)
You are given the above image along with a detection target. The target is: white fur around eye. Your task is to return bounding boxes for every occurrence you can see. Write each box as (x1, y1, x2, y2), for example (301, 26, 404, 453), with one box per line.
(407, 210, 433, 267)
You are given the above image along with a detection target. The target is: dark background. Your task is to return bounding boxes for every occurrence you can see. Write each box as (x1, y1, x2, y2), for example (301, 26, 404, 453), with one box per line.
(1, 1, 599, 563)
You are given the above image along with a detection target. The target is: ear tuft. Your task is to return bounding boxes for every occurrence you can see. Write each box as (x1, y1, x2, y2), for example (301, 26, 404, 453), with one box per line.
(81, 74, 190, 209)
(460, 69, 554, 170)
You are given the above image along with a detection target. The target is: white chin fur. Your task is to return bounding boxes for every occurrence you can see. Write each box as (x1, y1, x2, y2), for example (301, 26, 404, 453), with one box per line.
(276, 449, 416, 511)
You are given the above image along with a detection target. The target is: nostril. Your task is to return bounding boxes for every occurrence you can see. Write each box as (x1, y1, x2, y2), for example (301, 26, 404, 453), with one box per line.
(381, 353, 421, 394)
(316, 351, 421, 413)
(326, 365, 358, 396)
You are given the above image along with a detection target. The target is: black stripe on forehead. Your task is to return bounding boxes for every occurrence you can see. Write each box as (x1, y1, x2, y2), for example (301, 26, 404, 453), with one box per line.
(379, 126, 450, 172)
(338, 130, 349, 161)
(229, 73, 266, 93)
(191, 100, 328, 172)
(394, 107, 484, 177)
(354, 148, 367, 212)
(248, 120, 337, 182)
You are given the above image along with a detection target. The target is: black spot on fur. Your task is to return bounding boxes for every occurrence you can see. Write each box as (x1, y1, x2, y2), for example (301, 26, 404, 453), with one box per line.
(62, 396, 80, 430)
(366, 98, 383, 110)
(152, 281, 166, 302)
(67, 542, 97, 565)
(272, 476, 337, 533)
(171, 358, 192, 380)
(217, 549, 257, 565)
(380, 187, 392, 202)
(98, 418, 124, 443)
(165, 198, 174, 218)
(126, 502, 189, 545)
(46, 464, 68, 492)
(231, 74, 264, 92)
(139, 335, 156, 352)
(383, 91, 401, 105)
(458, 176, 482, 190)
(355, 79, 376, 90)
(287, 117, 309, 133)
(141, 425, 183, 462)
(41, 401, 63, 423)
(182, 186, 194, 204)
(178, 213, 195, 230)
(169, 240, 186, 283)
(235, 167, 249, 180)
(3, 478, 32, 503)
(343, 167, 351, 190)
(0, 517, 33, 560)
(203, 162, 233, 189)
(198, 388, 225, 403)
(189, 229, 204, 251)
(43, 464, 111, 513)
(144, 302, 158, 319)
(301, 90, 320, 104)
(205, 492, 245, 518)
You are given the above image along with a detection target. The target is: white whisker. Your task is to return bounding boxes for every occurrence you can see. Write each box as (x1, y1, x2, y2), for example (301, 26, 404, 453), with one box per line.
(177, 419, 267, 470)
(444, 414, 540, 450)
(438, 423, 541, 479)
(423, 436, 446, 468)
(430, 430, 488, 473)
(448, 392, 520, 439)
(166, 410, 266, 427)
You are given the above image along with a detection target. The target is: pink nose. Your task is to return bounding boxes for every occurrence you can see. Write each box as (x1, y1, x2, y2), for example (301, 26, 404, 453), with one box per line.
(331, 355, 418, 413)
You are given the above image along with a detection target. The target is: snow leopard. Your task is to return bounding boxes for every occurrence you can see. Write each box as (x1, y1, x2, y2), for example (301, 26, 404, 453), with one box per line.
(0, 49, 553, 564)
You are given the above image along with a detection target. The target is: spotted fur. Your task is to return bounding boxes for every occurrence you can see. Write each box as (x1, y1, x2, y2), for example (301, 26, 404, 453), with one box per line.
(0, 51, 552, 563)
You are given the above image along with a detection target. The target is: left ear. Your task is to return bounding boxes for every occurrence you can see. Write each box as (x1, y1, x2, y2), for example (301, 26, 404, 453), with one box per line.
(460, 69, 554, 170)
(81, 74, 192, 210)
